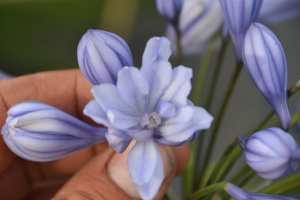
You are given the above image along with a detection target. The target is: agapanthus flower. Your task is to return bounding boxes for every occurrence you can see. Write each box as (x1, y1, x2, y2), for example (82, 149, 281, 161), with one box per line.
(77, 29, 133, 85)
(1, 101, 107, 162)
(225, 183, 298, 200)
(83, 36, 213, 199)
(156, 0, 183, 28)
(238, 128, 300, 180)
(166, 0, 223, 55)
(243, 22, 291, 130)
(258, 0, 300, 24)
(219, 0, 262, 61)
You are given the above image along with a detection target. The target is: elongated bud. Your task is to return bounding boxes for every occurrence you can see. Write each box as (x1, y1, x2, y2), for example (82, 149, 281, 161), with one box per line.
(219, 0, 262, 61)
(225, 183, 297, 200)
(156, 0, 183, 28)
(243, 23, 291, 130)
(166, 0, 223, 55)
(238, 128, 300, 180)
(258, 0, 300, 24)
(1, 101, 107, 162)
(77, 29, 133, 85)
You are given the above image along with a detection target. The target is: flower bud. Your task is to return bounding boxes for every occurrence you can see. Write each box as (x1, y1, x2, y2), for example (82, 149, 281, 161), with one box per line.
(219, 0, 262, 61)
(166, 0, 223, 55)
(243, 23, 291, 130)
(238, 128, 300, 180)
(156, 0, 183, 28)
(77, 29, 133, 85)
(225, 183, 297, 200)
(1, 101, 107, 162)
(258, 0, 300, 24)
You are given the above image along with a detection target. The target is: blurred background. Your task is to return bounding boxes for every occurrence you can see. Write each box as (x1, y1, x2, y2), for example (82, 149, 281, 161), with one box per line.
(1, 0, 300, 198)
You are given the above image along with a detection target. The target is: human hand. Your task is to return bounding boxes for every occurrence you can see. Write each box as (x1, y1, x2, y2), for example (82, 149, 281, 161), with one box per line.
(0, 69, 190, 200)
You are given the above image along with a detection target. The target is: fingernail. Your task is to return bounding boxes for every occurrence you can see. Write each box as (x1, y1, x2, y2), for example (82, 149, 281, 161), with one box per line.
(107, 141, 174, 199)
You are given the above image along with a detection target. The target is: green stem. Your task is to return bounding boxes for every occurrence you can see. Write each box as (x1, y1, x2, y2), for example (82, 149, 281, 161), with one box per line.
(183, 141, 195, 197)
(214, 145, 241, 184)
(205, 38, 229, 112)
(199, 61, 243, 189)
(206, 138, 238, 186)
(175, 28, 182, 66)
(191, 35, 219, 105)
(188, 182, 227, 200)
(193, 132, 205, 190)
(229, 164, 251, 184)
(259, 172, 300, 195)
(238, 170, 256, 188)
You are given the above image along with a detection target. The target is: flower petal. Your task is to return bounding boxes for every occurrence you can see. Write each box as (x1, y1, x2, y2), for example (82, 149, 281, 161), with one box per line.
(134, 142, 164, 199)
(159, 66, 192, 108)
(83, 100, 113, 128)
(117, 67, 149, 117)
(142, 37, 172, 66)
(159, 102, 176, 119)
(140, 56, 172, 113)
(126, 129, 154, 141)
(127, 139, 158, 185)
(91, 84, 140, 129)
(105, 129, 131, 153)
(159, 106, 213, 142)
(8, 101, 57, 117)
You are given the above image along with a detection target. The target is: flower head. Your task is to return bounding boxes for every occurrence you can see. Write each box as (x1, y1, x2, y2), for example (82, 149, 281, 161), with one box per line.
(156, 0, 183, 28)
(166, 0, 223, 55)
(84, 37, 213, 199)
(225, 183, 298, 200)
(243, 22, 291, 130)
(258, 0, 300, 24)
(1, 101, 107, 162)
(219, 0, 262, 61)
(77, 29, 133, 85)
(238, 128, 300, 180)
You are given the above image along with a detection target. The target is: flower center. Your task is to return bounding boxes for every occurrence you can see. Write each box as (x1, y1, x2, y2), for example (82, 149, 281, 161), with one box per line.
(140, 112, 161, 129)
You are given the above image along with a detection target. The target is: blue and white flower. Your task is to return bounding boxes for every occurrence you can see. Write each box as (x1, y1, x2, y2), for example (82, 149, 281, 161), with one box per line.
(77, 29, 133, 85)
(238, 128, 300, 180)
(1, 101, 107, 162)
(219, 0, 262, 61)
(243, 23, 291, 130)
(83, 36, 213, 199)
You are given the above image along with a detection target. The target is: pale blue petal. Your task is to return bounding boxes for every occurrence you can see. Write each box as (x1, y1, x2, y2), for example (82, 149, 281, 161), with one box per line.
(105, 129, 131, 153)
(140, 56, 172, 113)
(127, 139, 158, 185)
(158, 106, 213, 142)
(15, 110, 107, 139)
(142, 37, 172, 66)
(126, 129, 154, 141)
(134, 139, 164, 200)
(159, 102, 176, 119)
(92, 84, 140, 129)
(117, 67, 149, 116)
(159, 66, 192, 108)
(83, 100, 113, 128)
(107, 109, 140, 130)
(8, 101, 57, 117)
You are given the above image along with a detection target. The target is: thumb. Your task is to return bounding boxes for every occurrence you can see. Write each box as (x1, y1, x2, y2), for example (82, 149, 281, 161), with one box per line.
(52, 142, 181, 200)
